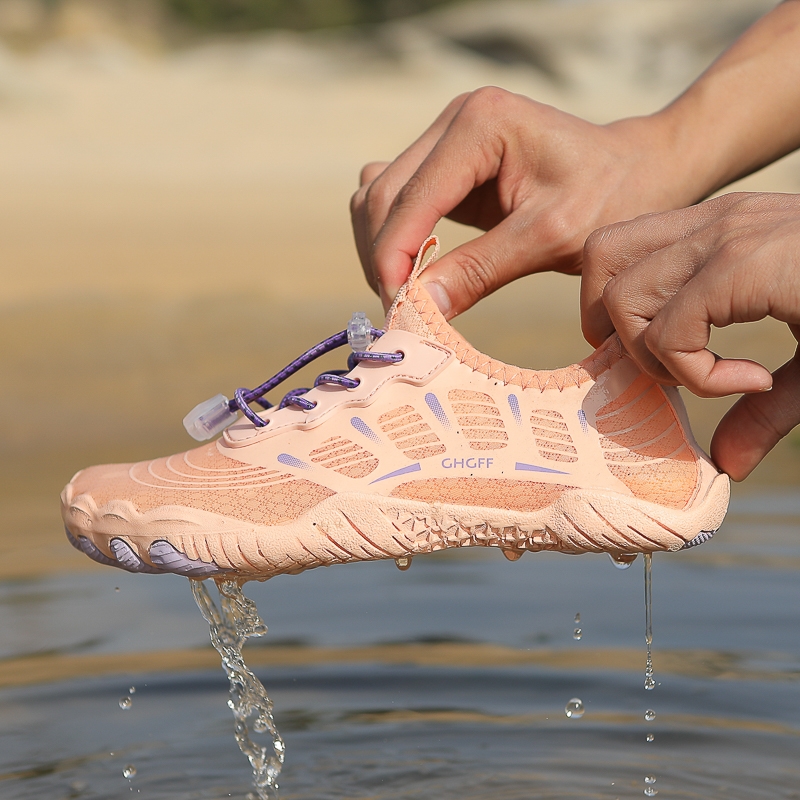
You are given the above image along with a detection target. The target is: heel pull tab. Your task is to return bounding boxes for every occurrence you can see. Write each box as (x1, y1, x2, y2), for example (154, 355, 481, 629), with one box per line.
(385, 235, 439, 328)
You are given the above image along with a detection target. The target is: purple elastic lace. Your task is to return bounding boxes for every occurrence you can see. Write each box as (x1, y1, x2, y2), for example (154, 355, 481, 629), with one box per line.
(231, 327, 402, 427)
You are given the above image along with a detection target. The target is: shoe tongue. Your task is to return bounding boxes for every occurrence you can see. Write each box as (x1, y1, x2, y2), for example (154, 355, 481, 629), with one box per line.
(384, 236, 440, 340)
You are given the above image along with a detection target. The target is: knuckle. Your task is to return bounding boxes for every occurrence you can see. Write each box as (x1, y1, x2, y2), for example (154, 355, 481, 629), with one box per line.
(462, 86, 513, 118)
(583, 225, 616, 267)
(451, 250, 497, 302)
(643, 319, 666, 357)
(364, 175, 397, 212)
(536, 209, 583, 262)
(744, 398, 784, 439)
(359, 162, 383, 186)
(393, 169, 429, 209)
(446, 91, 472, 112)
(601, 273, 626, 309)
(349, 186, 366, 216)
(585, 219, 630, 260)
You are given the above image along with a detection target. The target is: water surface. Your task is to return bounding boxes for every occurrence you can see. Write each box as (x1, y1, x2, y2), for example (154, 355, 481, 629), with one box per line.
(1, 490, 799, 798)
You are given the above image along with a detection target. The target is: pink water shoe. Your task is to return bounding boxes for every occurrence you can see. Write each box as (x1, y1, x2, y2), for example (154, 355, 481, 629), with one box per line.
(61, 238, 729, 578)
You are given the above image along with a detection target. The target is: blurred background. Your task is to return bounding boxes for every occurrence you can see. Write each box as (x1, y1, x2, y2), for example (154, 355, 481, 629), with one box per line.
(1, 0, 799, 580)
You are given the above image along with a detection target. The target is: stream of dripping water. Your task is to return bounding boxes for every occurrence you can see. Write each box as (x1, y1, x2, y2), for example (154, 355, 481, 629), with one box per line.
(191, 578, 285, 799)
(644, 553, 655, 691)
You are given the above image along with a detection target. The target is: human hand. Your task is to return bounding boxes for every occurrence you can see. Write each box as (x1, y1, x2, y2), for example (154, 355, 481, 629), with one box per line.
(581, 192, 800, 480)
(351, 87, 695, 317)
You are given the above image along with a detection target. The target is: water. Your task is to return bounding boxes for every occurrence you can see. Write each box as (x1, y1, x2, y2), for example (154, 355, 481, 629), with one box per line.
(564, 698, 585, 719)
(191, 578, 284, 799)
(645, 709, 656, 722)
(609, 553, 637, 570)
(2, 490, 800, 798)
(644, 554, 656, 691)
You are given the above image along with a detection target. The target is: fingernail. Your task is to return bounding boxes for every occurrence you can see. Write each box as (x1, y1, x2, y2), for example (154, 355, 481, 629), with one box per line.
(422, 279, 451, 317)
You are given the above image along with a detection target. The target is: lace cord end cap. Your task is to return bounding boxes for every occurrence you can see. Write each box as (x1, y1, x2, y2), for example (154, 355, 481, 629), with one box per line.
(183, 394, 239, 441)
(347, 311, 373, 352)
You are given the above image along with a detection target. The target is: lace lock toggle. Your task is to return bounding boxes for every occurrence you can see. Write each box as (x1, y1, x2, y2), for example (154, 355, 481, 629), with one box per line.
(347, 311, 373, 352)
(183, 394, 239, 441)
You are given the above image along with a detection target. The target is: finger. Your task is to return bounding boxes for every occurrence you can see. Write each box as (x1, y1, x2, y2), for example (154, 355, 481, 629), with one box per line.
(371, 95, 515, 304)
(711, 348, 800, 480)
(415, 212, 551, 318)
(351, 94, 468, 290)
(598, 233, 718, 383)
(581, 203, 722, 347)
(360, 161, 389, 187)
(351, 182, 381, 297)
(644, 262, 773, 397)
(352, 95, 470, 304)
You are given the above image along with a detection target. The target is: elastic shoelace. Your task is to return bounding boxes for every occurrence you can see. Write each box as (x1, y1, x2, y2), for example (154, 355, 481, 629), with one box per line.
(231, 327, 402, 428)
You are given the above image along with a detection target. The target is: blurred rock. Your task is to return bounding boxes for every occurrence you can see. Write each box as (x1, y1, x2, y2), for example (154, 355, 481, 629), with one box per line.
(426, 0, 777, 92)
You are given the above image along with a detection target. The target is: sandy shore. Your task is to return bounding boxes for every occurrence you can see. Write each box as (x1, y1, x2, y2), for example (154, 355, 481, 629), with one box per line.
(2, 0, 798, 577)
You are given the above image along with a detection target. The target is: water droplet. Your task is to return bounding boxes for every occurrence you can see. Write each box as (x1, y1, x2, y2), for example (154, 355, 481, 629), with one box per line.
(608, 552, 637, 569)
(502, 549, 523, 561)
(645, 775, 657, 784)
(573, 628, 582, 640)
(644, 676, 656, 690)
(253, 718, 268, 733)
(119, 696, 132, 710)
(114, 587, 120, 592)
(646, 733, 655, 742)
(395, 555, 412, 570)
(574, 613, 581, 624)
(122, 765, 136, 779)
(274, 739, 285, 752)
(564, 698, 584, 719)
(644, 789, 658, 797)
(128, 686, 136, 694)
(644, 708, 656, 721)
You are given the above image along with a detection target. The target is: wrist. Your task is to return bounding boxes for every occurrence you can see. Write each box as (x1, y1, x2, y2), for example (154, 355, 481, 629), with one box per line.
(603, 112, 717, 212)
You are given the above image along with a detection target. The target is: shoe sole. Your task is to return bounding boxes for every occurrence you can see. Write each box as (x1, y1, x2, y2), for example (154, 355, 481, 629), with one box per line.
(63, 470, 729, 578)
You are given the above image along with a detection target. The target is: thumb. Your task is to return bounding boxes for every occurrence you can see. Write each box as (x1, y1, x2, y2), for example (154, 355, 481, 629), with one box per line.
(418, 215, 576, 318)
(710, 348, 800, 481)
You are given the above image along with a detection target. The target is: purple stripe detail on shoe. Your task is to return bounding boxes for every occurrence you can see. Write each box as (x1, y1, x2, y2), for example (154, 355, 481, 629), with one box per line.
(425, 392, 450, 428)
(110, 538, 165, 574)
(507, 394, 522, 425)
(515, 462, 570, 475)
(578, 409, 589, 434)
(680, 530, 717, 550)
(148, 540, 223, 577)
(277, 453, 311, 470)
(77, 535, 119, 567)
(369, 462, 422, 484)
(64, 526, 82, 551)
(351, 416, 381, 442)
